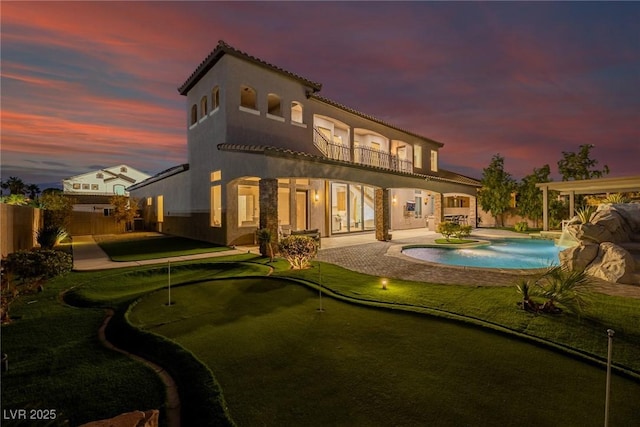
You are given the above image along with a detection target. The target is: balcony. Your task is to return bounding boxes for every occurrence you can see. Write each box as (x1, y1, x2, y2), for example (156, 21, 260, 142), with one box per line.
(313, 127, 412, 173)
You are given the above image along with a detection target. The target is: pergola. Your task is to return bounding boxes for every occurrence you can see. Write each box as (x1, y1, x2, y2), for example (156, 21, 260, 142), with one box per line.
(536, 175, 640, 231)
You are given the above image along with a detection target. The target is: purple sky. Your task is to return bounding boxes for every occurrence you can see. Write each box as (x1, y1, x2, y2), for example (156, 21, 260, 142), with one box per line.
(1, 1, 638, 187)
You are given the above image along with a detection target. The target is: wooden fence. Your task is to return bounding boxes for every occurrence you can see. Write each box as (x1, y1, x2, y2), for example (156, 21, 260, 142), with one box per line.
(0, 204, 43, 258)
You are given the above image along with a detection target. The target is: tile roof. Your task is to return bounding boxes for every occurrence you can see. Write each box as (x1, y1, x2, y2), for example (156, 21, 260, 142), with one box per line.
(178, 40, 323, 95)
(217, 144, 480, 187)
(127, 164, 190, 191)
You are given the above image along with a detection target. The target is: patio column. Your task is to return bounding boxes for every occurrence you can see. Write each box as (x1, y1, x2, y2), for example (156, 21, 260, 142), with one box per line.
(433, 193, 444, 228)
(569, 191, 575, 218)
(259, 178, 279, 247)
(469, 196, 477, 227)
(541, 185, 549, 231)
(375, 188, 390, 241)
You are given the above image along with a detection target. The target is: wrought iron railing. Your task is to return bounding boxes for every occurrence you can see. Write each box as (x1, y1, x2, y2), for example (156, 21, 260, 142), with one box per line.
(313, 127, 413, 173)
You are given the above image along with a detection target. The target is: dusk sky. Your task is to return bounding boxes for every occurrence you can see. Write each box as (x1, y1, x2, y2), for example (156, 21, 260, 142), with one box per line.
(1, 1, 638, 188)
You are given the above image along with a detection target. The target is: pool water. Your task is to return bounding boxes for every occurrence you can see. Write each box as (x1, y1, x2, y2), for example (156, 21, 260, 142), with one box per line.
(403, 238, 561, 269)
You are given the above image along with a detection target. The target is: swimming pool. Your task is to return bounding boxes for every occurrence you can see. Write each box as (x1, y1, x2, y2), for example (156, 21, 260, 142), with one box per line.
(402, 238, 561, 269)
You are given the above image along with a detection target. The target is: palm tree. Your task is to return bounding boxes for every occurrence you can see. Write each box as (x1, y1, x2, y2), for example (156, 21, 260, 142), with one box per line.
(537, 266, 592, 315)
(26, 184, 41, 199)
(5, 177, 26, 195)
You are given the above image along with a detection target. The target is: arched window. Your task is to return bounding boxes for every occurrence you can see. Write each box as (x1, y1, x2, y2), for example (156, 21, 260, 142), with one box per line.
(291, 101, 303, 123)
(267, 93, 282, 116)
(96, 173, 104, 179)
(200, 96, 208, 117)
(191, 104, 198, 125)
(240, 85, 257, 110)
(120, 166, 127, 173)
(212, 86, 220, 110)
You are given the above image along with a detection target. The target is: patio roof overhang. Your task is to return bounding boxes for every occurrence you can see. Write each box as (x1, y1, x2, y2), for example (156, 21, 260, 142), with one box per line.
(535, 175, 640, 195)
(536, 175, 640, 231)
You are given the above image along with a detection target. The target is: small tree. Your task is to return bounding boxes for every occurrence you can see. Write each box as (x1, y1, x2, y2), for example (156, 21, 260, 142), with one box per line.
(279, 235, 318, 269)
(477, 154, 516, 227)
(110, 195, 139, 231)
(517, 164, 551, 228)
(558, 144, 609, 181)
(437, 221, 457, 241)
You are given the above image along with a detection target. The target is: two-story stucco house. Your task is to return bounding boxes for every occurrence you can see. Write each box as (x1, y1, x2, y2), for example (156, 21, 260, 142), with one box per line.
(129, 41, 480, 246)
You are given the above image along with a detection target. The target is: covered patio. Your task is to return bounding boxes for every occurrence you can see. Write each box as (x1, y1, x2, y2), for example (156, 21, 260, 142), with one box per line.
(536, 175, 640, 231)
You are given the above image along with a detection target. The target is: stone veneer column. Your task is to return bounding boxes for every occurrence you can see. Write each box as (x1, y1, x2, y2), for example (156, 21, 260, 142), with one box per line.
(375, 188, 390, 241)
(259, 178, 279, 248)
(469, 196, 477, 227)
(433, 193, 444, 228)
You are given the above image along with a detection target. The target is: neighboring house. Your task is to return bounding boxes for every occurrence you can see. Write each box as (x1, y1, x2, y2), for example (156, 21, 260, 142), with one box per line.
(63, 165, 150, 213)
(129, 41, 481, 246)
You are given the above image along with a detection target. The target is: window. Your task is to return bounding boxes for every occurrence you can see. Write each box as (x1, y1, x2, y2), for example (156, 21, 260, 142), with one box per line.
(210, 185, 222, 227)
(414, 144, 423, 169)
(212, 86, 220, 110)
(96, 173, 103, 179)
(120, 166, 127, 173)
(91, 184, 99, 191)
(73, 183, 80, 190)
(157, 195, 164, 222)
(146, 197, 152, 205)
(238, 183, 259, 227)
(82, 184, 90, 190)
(278, 187, 290, 226)
(430, 150, 438, 172)
(240, 85, 257, 110)
(114, 184, 125, 195)
(191, 104, 198, 125)
(291, 102, 303, 123)
(200, 96, 208, 117)
(210, 170, 222, 227)
(267, 93, 282, 117)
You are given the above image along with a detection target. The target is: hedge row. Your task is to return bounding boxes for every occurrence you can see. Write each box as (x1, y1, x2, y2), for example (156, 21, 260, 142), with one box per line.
(106, 301, 236, 427)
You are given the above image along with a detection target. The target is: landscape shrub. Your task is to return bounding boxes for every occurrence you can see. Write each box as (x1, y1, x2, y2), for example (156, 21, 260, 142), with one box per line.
(514, 222, 529, 232)
(436, 221, 457, 241)
(3, 249, 72, 280)
(36, 226, 68, 249)
(279, 235, 318, 269)
(453, 224, 473, 239)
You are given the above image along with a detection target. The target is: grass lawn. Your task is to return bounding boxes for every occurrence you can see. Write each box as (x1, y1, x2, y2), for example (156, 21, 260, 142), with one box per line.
(96, 234, 230, 261)
(3, 237, 639, 426)
(130, 277, 640, 426)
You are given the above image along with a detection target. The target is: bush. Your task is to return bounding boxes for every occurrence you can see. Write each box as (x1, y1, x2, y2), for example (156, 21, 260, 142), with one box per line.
(436, 221, 457, 241)
(3, 249, 72, 280)
(514, 222, 529, 232)
(454, 224, 473, 239)
(279, 235, 318, 269)
(36, 226, 68, 249)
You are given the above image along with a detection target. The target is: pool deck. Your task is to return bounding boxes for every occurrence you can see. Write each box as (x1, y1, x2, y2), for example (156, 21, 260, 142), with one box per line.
(72, 229, 640, 299)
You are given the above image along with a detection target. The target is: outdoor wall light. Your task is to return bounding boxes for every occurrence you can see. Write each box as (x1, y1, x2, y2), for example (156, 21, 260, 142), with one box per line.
(314, 191, 320, 202)
(392, 195, 397, 205)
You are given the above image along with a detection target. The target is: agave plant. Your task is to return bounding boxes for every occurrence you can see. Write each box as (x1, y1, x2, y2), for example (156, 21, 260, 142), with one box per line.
(536, 266, 592, 315)
(601, 193, 630, 204)
(575, 205, 598, 225)
(36, 226, 68, 250)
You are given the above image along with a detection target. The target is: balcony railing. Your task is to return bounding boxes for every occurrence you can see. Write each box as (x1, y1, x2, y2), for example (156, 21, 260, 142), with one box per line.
(313, 127, 413, 173)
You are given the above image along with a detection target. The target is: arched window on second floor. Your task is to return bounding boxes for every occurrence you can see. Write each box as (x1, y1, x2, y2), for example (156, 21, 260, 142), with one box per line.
(240, 85, 257, 110)
(291, 101, 303, 123)
(191, 104, 198, 125)
(267, 93, 282, 117)
(200, 96, 208, 117)
(212, 86, 220, 110)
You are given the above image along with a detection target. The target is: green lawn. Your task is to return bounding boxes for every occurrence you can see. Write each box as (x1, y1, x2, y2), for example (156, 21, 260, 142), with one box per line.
(3, 240, 639, 426)
(96, 234, 230, 261)
(130, 277, 640, 426)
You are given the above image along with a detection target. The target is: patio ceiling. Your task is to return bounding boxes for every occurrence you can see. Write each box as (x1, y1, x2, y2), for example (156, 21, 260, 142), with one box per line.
(536, 175, 640, 195)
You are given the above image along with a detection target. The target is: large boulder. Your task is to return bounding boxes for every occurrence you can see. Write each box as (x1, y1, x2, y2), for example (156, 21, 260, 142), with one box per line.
(567, 223, 616, 244)
(585, 242, 636, 284)
(559, 243, 599, 271)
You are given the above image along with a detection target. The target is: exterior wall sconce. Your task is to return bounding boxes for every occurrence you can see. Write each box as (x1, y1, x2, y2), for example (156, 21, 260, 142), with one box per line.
(314, 191, 320, 202)
(392, 195, 397, 205)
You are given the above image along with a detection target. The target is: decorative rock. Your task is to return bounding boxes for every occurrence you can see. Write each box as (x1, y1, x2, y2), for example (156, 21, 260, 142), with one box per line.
(567, 223, 615, 244)
(585, 242, 636, 284)
(79, 410, 159, 427)
(559, 243, 599, 271)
